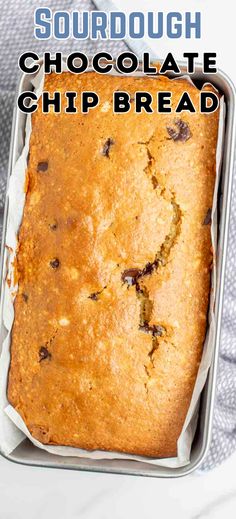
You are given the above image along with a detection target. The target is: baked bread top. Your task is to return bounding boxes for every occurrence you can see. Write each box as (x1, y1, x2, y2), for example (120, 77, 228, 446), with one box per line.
(8, 73, 219, 457)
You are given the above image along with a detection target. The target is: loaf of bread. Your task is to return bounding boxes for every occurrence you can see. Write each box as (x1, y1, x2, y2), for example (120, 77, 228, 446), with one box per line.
(8, 72, 219, 458)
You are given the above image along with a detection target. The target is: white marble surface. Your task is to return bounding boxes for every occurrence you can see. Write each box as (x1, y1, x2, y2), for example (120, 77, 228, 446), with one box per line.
(0, 451, 236, 517)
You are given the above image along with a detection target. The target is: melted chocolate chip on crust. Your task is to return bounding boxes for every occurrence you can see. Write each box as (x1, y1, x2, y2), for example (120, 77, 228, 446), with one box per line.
(166, 119, 191, 142)
(203, 208, 212, 225)
(49, 221, 58, 230)
(50, 258, 60, 269)
(37, 161, 48, 172)
(22, 293, 28, 302)
(140, 323, 166, 337)
(135, 282, 144, 294)
(122, 261, 159, 287)
(121, 269, 142, 286)
(89, 292, 99, 301)
(102, 138, 115, 158)
(88, 286, 107, 301)
(39, 346, 51, 362)
(141, 261, 158, 277)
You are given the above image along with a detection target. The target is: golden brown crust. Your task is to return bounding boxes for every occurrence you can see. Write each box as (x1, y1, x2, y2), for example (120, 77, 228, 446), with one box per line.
(8, 73, 219, 457)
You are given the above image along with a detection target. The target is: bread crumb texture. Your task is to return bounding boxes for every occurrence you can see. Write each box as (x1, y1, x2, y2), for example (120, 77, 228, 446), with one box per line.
(8, 73, 219, 457)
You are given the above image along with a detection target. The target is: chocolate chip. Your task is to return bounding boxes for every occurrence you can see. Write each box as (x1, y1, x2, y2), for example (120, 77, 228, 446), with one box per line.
(49, 220, 58, 230)
(122, 262, 158, 287)
(102, 138, 115, 158)
(22, 293, 28, 302)
(39, 346, 51, 362)
(140, 323, 149, 333)
(88, 286, 107, 301)
(89, 292, 99, 301)
(50, 258, 60, 269)
(135, 282, 144, 295)
(166, 119, 191, 142)
(37, 161, 48, 172)
(121, 269, 142, 286)
(139, 323, 166, 337)
(152, 324, 166, 337)
(141, 261, 158, 277)
(203, 208, 212, 225)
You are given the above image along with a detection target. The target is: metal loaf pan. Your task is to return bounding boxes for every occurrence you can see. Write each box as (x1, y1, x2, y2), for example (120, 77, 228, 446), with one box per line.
(0, 61, 235, 477)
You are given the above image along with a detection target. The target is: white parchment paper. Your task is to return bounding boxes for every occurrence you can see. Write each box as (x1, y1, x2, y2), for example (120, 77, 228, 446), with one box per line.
(0, 63, 225, 468)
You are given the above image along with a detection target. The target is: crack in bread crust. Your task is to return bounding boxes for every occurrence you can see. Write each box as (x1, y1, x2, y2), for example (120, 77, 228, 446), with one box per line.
(121, 140, 183, 393)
